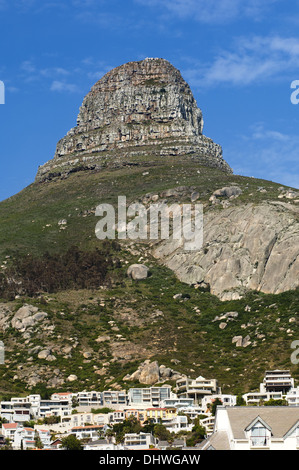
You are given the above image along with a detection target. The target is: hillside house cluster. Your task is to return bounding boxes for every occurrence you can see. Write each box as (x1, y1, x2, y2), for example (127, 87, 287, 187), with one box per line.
(1, 370, 299, 450)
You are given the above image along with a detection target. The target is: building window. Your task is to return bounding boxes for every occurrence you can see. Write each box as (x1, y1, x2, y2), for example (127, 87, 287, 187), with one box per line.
(250, 423, 269, 447)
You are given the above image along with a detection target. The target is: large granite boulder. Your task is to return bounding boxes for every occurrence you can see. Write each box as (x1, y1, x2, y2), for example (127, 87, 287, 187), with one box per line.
(127, 264, 149, 280)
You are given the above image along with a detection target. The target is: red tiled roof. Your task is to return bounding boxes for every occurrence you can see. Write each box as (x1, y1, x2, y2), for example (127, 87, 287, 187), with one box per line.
(2, 423, 18, 429)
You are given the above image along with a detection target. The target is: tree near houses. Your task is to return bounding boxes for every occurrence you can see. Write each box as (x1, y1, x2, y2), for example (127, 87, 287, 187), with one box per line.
(61, 434, 83, 450)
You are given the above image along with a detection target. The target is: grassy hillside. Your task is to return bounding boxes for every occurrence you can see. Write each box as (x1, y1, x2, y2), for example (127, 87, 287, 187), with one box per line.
(0, 158, 298, 399)
(0, 157, 289, 259)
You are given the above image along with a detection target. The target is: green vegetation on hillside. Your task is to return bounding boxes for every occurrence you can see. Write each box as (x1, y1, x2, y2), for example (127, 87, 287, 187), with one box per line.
(0, 160, 298, 398)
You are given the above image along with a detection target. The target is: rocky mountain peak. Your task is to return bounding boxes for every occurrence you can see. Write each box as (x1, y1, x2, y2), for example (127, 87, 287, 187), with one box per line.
(36, 58, 232, 182)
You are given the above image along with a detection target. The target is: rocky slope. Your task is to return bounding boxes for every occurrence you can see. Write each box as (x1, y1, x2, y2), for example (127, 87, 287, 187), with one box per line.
(35, 58, 232, 182)
(152, 196, 299, 300)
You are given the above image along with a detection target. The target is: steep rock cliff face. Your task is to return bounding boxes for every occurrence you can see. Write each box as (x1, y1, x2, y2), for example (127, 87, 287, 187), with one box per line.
(35, 58, 232, 182)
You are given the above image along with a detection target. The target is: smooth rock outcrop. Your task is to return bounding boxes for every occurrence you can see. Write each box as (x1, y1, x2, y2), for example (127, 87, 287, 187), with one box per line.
(152, 201, 299, 300)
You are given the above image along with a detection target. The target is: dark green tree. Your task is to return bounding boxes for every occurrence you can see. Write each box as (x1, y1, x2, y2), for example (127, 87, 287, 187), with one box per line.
(264, 398, 288, 406)
(210, 398, 223, 416)
(153, 423, 172, 443)
(61, 434, 83, 450)
(112, 416, 142, 444)
(186, 418, 206, 447)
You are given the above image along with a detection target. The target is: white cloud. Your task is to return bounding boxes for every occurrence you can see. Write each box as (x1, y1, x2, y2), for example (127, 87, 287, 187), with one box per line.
(181, 35, 299, 88)
(226, 123, 299, 189)
(40, 67, 70, 78)
(136, 0, 280, 24)
(50, 80, 80, 93)
(20, 60, 36, 74)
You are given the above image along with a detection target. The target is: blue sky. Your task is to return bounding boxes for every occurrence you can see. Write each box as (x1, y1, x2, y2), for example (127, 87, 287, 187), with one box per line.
(0, 0, 299, 201)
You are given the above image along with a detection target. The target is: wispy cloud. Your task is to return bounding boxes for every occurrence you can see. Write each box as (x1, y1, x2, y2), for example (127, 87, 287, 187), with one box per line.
(16, 56, 112, 93)
(181, 35, 299, 88)
(50, 80, 80, 93)
(227, 123, 299, 188)
(135, 0, 281, 24)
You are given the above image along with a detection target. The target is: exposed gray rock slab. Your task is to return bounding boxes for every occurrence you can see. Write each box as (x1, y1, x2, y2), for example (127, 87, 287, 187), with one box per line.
(152, 202, 299, 300)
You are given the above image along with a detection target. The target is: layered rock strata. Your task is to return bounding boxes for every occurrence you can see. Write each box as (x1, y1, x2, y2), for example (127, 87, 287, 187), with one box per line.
(36, 58, 232, 182)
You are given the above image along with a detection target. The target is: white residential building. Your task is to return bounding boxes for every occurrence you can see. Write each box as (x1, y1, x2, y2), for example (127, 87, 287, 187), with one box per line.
(243, 391, 283, 405)
(74, 391, 103, 408)
(128, 385, 173, 408)
(201, 394, 237, 412)
(39, 397, 72, 419)
(176, 405, 206, 422)
(108, 410, 125, 425)
(123, 432, 156, 450)
(285, 387, 299, 406)
(2, 424, 39, 450)
(14, 426, 35, 450)
(1, 423, 20, 442)
(0, 393, 73, 422)
(164, 415, 192, 433)
(0, 398, 31, 423)
(176, 376, 221, 404)
(71, 424, 105, 441)
(51, 392, 73, 401)
(200, 406, 299, 450)
(102, 390, 127, 408)
(200, 415, 215, 436)
(35, 411, 110, 435)
(161, 397, 194, 409)
(260, 370, 294, 394)
(35, 428, 52, 448)
(84, 439, 125, 450)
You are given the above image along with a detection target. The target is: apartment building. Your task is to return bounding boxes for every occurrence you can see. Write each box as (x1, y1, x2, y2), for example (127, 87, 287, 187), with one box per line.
(14, 426, 35, 450)
(243, 391, 284, 405)
(1, 423, 20, 442)
(102, 390, 127, 408)
(164, 415, 192, 433)
(128, 385, 173, 408)
(125, 408, 147, 425)
(146, 407, 177, 424)
(243, 370, 297, 405)
(123, 432, 156, 450)
(74, 391, 102, 408)
(1, 423, 51, 450)
(161, 397, 194, 409)
(0, 399, 31, 423)
(261, 370, 294, 394)
(39, 397, 72, 419)
(176, 376, 221, 404)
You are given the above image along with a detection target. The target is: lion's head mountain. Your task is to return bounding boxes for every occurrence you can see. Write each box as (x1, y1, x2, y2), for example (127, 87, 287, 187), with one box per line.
(0, 58, 298, 395)
(36, 58, 231, 182)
